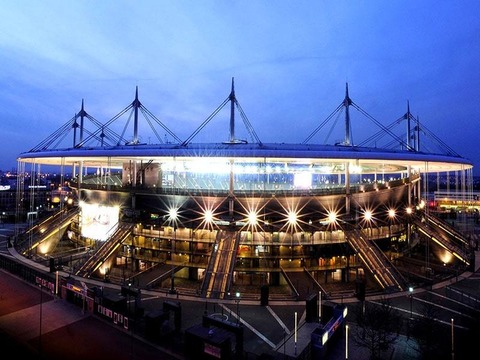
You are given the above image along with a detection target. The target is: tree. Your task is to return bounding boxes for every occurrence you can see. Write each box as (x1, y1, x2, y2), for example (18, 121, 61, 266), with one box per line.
(409, 295, 445, 359)
(351, 297, 403, 360)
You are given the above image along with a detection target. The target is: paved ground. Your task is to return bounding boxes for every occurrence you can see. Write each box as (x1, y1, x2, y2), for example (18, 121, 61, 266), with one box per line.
(0, 268, 417, 360)
(0, 269, 181, 360)
(1, 223, 480, 359)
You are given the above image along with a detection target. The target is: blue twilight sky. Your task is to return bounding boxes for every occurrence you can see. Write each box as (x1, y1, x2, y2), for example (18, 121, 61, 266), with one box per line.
(1, 1, 479, 174)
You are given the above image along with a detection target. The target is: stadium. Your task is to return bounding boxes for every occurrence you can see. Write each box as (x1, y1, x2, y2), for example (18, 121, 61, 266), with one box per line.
(13, 81, 476, 302)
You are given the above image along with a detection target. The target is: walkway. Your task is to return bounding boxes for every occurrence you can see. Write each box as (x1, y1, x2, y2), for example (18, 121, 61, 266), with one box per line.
(1, 223, 479, 359)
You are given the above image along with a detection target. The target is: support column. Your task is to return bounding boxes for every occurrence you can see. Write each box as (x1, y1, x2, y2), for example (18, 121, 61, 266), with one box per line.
(345, 162, 351, 215)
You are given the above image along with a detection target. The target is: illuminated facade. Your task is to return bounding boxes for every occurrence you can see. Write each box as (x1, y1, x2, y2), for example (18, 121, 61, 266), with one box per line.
(14, 83, 475, 299)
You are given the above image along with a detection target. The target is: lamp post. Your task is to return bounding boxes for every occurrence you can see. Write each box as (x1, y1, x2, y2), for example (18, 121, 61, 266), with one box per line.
(168, 208, 178, 295)
(363, 209, 373, 239)
(287, 211, 297, 261)
(170, 225, 177, 294)
(406, 206, 413, 249)
(235, 291, 241, 324)
(388, 208, 395, 238)
(127, 281, 134, 360)
(294, 311, 297, 355)
(55, 270, 59, 297)
(38, 283, 43, 356)
(345, 323, 349, 360)
(80, 280, 89, 315)
(319, 290, 322, 322)
(451, 318, 454, 360)
(409, 286, 414, 319)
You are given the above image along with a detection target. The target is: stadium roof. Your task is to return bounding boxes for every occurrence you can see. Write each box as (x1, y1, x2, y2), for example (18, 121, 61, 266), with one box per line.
(17, 81, 473, 175)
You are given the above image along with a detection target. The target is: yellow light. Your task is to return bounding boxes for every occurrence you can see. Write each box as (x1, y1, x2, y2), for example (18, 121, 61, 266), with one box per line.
(204, 210, 213, 223)
(388, 209, 395, 218)
(364, 210, 372, 222)
(247, 211, 258, 226)
(168, 207, 178, 221)
(328, 211, 337, 224)
(439, 250, 453, 263)
(322, 332, 329, 345)
(287, 211, 297, 225)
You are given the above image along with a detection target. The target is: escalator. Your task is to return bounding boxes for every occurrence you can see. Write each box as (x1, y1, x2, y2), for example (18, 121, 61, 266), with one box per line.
(345, 228, 407, 292)
(200, 230, 240, 299)
(75, 223, 133, 278)
(18, 207, 80, 256)
(412, 212, 472, 267)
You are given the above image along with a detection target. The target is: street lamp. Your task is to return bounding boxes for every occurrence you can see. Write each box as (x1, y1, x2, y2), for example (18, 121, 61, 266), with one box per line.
(408, 286, 414, 319)
(345, 323, 349, 360)
(388, 208, 396, 237)
(294, 311, 298, 355)
(38, 283, 43, 356)
(235, 291, 241, 324)
(451, 318, 455, 360)
(319, 290, 322, 322)
(406, 206, 413, 248)
(363, 209, 374, 238)
(287, 211, 298, 260)
(169, 226, 177, 294)
(168, 207, 178, 294)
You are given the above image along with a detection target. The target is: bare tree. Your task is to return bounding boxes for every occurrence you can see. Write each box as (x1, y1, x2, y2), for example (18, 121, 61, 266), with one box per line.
(409, 295, 444, 359)
(351, 298, 403, 360)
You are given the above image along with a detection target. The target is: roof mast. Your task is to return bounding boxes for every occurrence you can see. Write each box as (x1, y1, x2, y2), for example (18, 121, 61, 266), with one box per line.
(406, 101, 411, 150)
(229, 77, 235, 143)
(344, 83, 352, 145)
(133, 86, 141, 144)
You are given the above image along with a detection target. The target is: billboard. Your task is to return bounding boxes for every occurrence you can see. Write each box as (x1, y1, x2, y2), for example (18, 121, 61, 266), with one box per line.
(80, 202, 119, 241)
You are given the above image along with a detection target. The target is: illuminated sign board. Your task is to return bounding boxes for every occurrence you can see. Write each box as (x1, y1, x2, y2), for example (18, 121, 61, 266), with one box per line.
(80, 202, 119, 241)
(311, 305, 347, 349)
(204, 343, 221, 358)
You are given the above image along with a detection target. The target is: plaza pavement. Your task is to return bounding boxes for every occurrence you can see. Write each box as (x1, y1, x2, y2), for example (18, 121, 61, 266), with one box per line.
(1, 224, 479, 359)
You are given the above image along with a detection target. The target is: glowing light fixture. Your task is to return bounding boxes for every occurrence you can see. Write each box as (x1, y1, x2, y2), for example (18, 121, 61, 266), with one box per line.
(168, 207, 178, 221)
(247, 211, 258, 226)
(328, 211, 337, 224)
(388, 209, 396, 218)
(417, 200, 426, 210)
(363, 210, 373, 222)
(204, 209, 214, 223)
(287, 211, 297, 225)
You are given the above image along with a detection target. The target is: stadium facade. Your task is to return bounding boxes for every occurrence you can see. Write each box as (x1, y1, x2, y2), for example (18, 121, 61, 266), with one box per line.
(14, 82, 475, 301)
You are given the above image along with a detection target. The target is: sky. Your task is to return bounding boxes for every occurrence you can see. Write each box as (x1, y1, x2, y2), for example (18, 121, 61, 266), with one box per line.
(1, 1, 479, 174)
